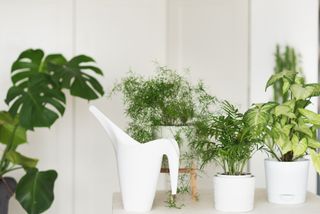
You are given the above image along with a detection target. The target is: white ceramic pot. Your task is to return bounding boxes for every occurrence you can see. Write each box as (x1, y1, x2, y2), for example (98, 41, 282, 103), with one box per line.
(89, 106, 180, 212)
(213, 174, 255, 212)
(265, 158, 309, 204)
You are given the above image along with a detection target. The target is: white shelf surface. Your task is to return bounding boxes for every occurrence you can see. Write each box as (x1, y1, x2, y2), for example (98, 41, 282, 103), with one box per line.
(113, 189, 320, 213)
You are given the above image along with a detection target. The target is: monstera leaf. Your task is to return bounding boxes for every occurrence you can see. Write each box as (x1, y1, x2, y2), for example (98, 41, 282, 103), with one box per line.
(5, 49, 66, 130)
(48, 55, 104, 100)
(5, 49, 105, 130)
(0, 111, 26, 147)
(16, 169, 57, 214)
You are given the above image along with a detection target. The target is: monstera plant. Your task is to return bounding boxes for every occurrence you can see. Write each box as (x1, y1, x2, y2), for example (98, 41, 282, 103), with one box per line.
(0, 49, 104, 214)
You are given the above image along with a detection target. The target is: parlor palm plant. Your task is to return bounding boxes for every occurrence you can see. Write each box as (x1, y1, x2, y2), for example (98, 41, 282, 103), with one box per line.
(191, 101, 259, 212)
(0, 49, 104, 214)
(192, 101, 259, 175)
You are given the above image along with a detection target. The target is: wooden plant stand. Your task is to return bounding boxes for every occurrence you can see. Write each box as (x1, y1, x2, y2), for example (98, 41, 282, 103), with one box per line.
(160, 162, 198, 201)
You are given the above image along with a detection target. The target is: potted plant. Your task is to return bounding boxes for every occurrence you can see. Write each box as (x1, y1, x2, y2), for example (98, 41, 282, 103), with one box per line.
(191, 101, 259, 212)
(244, 68, 320, 204)
(0, 49, 104, 214)
(112, 65, 217, 205)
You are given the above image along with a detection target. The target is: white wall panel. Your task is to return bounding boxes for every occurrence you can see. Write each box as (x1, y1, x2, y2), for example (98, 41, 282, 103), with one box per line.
(0, 0, 74, 213)
(249, 0, 319, 192)
(166, 0, 249, 188)
(167, 0, 249, 110)
(74, 1, 167, 213)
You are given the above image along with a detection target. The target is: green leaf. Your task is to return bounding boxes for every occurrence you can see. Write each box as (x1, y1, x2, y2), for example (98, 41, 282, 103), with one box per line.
(298, 108, 320, 126)
(6, 49, 66, 130)
(16, 169, 58, 214)
(274, 104, 296, 118)
(48, 55, 104, 100)
(310, 150, 320, 174)
(308, 138, 320, 149)
(292, 138, 307, 157)
(244, 102, 277, 129)
(265, 70, 297, 90)
(290, 84, 313, 100)
(275, 134, 292, 155)
(305, 83, 320, 97)
(0, 111, 26, 147)
(282, 79, 291, 95)
(280, 124, 293, 136)
(294, 121, 313, 137)
(6, 151, 38, 168)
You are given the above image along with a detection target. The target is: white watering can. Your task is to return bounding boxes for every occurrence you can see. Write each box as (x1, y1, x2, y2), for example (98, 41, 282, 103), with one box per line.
(89, 106, 180, 212)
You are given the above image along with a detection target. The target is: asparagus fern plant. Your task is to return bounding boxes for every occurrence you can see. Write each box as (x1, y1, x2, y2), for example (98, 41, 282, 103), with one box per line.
(0, 49, 104, 214)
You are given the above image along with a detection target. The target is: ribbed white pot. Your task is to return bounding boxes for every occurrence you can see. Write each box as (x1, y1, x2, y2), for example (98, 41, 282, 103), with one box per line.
(213, 174, 255, 212)
(265, 158, 309, 204)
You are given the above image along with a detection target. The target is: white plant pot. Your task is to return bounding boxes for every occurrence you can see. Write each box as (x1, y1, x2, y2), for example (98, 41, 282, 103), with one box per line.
(265, 158, 309, 204)
(213, 174, 255, 212)
(89, 106, 180, 212)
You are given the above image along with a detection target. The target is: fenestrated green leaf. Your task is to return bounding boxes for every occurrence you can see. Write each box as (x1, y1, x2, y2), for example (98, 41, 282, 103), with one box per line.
(6, 49, 66, 130)
(292, 138, 307, 157)
(0, 111, 26, 147)
(16, 169, 58, 214)
(265, 70, 297, 90)
(6, 150, 38, 168)
(298, 108, 320, 126)
(310, 150, 320, 174)
(48, 55, 104, 100)
(308, 138, 320, 149)
(290, 84, 313, 100)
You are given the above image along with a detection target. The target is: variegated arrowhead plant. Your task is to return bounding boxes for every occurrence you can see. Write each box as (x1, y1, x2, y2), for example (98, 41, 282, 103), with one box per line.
(244, 70, 320, 174)
(0, 49, 105, 214)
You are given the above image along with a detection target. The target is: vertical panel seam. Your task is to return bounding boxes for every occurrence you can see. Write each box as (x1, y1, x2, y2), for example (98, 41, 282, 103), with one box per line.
(71, 0, 77, 213)
(247, 0, 252, 173)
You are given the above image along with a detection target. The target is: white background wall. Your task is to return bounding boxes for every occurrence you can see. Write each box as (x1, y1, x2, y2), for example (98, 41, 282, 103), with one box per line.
(0, 0, 318, 213)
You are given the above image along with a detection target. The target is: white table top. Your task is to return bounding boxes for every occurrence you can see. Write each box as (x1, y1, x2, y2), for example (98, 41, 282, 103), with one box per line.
(113, 189, 320, 213)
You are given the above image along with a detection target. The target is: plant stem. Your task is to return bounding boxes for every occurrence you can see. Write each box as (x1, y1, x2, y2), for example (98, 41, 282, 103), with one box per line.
(0, 167, 23, 176)
(0, 124, 19, 174)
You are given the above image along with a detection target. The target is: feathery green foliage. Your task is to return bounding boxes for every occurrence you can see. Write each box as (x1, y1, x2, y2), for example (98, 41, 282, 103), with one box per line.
(112, 65, 217, 143)
(192, 101, 259, 175)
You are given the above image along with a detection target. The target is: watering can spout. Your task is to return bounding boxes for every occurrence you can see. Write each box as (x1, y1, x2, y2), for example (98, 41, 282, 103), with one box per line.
(165, 139, 180, 195)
